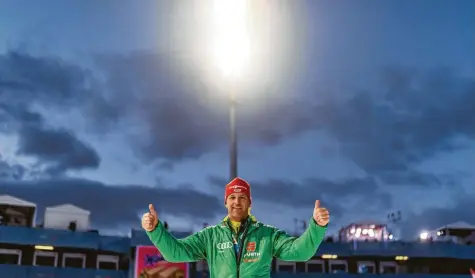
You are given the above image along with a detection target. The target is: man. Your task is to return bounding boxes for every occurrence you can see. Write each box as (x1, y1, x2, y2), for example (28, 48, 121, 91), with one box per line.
(142, 177, 329, 278)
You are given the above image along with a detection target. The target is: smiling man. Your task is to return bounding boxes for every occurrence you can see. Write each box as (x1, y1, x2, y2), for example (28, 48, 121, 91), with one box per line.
(142, 177, 329, 278)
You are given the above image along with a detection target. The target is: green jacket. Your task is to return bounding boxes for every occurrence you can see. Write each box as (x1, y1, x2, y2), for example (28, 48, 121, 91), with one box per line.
(146, 216, 327, 278)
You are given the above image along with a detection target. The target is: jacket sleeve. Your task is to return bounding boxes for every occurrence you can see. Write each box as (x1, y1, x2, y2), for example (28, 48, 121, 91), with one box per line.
(146, 221, 207, 263)
(272, 218, 327, 261)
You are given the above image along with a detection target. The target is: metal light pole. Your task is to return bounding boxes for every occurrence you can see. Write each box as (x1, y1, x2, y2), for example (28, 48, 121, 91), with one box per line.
(229, 90, 238, 180)
(211, 0, 249, 181)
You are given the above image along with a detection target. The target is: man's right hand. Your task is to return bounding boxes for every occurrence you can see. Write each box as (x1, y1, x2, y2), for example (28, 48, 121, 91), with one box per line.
(142, 204, 159, 232)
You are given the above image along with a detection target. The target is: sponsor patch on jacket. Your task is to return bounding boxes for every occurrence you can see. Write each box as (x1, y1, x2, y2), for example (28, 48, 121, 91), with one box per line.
(246, 241, 256, 252)
(243, 251, 261, 262)
(243, 242, 260, 262)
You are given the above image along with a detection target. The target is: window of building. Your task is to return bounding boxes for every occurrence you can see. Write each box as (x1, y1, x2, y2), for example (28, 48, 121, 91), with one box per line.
(380, 261, 398, 274)
(97, 254, 118, 270)
(63, 253, 86, 269)
(357, 260, 376, 274)
(329, 259, 348, 273)
(0, 249, 21, 265)
(306, 259, 324, 273)
(295, 262, 306, 273)
(33, 251, 57, 267)
(276, 260, 296, 274)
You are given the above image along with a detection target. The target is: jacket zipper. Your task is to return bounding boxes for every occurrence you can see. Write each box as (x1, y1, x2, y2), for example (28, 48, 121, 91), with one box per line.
(235, 221, 250, 278)
(228, 221, 250, 278)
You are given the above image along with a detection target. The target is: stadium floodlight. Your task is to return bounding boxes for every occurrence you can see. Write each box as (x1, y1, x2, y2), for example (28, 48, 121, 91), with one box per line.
(211, 0, 251, 179)
(212, 0, 250, 79)
(419, 231, 429, 241)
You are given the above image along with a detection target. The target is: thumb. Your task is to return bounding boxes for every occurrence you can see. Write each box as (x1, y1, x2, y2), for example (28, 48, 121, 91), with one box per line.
(315, 200, 320, 209)
(149, 204, 158, 217)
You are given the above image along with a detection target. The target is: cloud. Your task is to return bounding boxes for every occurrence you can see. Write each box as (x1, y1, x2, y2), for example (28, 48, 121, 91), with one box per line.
(0, 51, 105, 175)
(1, 177, 223, 229)
(208, 175, 393, 219)
(94, 51, 316, 163)
(378, 170, 448, 188)
(314, 67, 475, 185)
(0, 50, 120, 129)
(2, 49, 474, 230)
(16, 125, 100, 175)
(0, 104, 42, 135)
(0, 50, 93, 105)
(0, 154, 27, 180)
(94, 55, 475, 184)
(5, 49, 471, 181)
(0, 49, 311, 165)
(0, 104, 100, 175)
(155, 161, 175, 172)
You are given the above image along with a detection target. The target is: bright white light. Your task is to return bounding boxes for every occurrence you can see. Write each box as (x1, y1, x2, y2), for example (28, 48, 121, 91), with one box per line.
(212, 0, 250, 79)
(368, 229, 375, 237)
(388, 234, 394, 240)
(419, 231, 429, 240)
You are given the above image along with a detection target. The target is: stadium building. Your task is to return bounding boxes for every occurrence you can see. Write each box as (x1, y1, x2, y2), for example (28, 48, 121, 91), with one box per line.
(1, 195, 474, 278)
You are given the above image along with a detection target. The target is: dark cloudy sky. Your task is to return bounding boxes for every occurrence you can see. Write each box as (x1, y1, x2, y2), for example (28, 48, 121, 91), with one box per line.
(0, 0, 474, 238)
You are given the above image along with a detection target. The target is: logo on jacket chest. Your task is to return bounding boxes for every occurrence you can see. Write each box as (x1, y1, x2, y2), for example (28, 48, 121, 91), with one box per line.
(243, 241, 261, 262)
(217, 241, 233, 251)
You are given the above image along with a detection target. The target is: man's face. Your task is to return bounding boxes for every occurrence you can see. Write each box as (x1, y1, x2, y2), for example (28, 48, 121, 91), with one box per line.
(226, 192, 250, 221)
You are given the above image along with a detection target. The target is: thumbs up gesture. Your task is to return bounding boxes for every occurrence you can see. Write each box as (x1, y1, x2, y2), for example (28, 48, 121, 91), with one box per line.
(313, 200, 330, 227)
(142, 204, 159, 232)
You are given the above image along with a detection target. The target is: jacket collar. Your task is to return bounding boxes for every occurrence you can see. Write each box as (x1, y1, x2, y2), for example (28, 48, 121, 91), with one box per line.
(220, 214, 257, 227)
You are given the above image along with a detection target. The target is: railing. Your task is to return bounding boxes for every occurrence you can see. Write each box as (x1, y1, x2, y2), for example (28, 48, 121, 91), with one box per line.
(315, 241, 475, 259)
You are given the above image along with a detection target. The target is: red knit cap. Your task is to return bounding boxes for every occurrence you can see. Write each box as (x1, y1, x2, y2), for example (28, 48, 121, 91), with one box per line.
(224, 177, 252, 205)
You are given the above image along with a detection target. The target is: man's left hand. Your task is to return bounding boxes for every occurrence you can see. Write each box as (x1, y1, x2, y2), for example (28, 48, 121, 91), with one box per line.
(313, 200, 330, 226)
